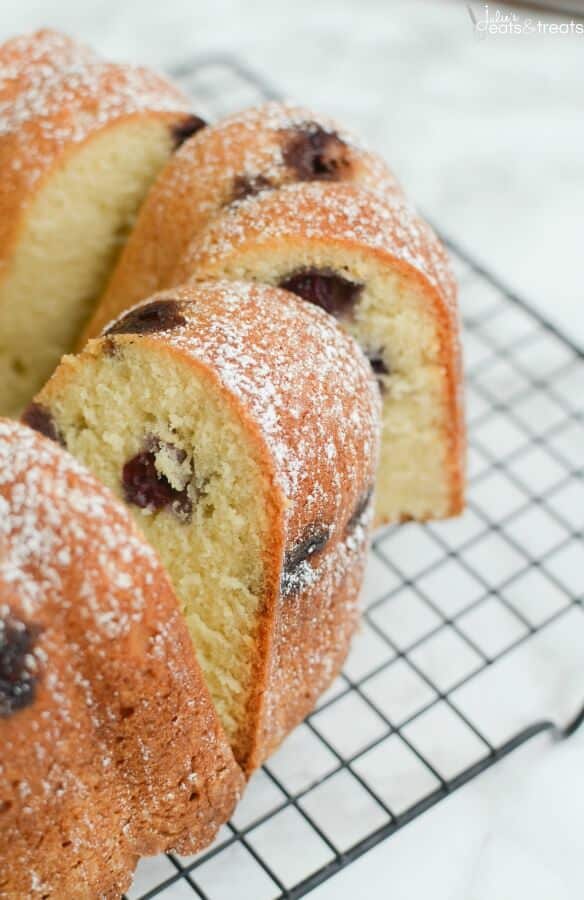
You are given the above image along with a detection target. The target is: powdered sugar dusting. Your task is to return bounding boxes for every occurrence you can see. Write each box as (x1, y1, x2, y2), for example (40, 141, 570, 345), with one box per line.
(181, 180, 456, 311)
(0, 29, 188, 192)
(169, 100, 400, 200)
(212, 100, 364, 144)
(156, 101, 399, 202)
(280, 498, 372, 598)
(151, 100, 401, 257)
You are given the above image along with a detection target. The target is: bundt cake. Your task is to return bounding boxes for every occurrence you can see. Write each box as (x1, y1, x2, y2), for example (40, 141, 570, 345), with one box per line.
(0, 419, 243, 898)
(171, 182, 465, 525)
(28, 281, 381, 773)
(0, 29, 205, 418)
(82, 101, 401, 340)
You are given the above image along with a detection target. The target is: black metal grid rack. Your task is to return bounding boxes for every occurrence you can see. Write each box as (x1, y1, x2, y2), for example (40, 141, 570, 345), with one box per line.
(128, 57, 584, 900)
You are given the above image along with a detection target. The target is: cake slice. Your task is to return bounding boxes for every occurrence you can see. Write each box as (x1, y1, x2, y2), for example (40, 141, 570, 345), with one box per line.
(0, 419, 243, 899)
(0, 29, 204, 417)
(172, 182, 465, 524)
(27, 281, 381, 773)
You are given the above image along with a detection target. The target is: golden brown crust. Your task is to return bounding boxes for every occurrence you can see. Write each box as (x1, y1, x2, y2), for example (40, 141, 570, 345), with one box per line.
(260, 544, 367, 763)
(173, 183, 465, 520)
(83, 101, 402, 341)
(0, 29, 190, 270)
(40, 281, 381, 774)
(0, 419, 243, 898)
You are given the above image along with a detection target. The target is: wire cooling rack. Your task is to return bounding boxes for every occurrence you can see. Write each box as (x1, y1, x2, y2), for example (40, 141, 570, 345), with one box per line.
(127, 56, 584, 900)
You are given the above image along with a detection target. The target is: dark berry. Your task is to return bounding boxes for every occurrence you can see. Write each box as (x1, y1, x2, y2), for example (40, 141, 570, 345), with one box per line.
(0, 612, 40, 718)
(284, 523, 330, 574)
(365, 348, 390, 390)
(21, 403, 63, 446)
(279, 269, 362, 320)
(231, 173, 273, 202)
(366, 350, 389, 377)
(282, 124, 352, 181)
(105, 299, 186, 336)
(122, 450, 174, 509)
(121, 437, 193, 522)
(171, 114, 207, 148)
(281, 523, 331, 597)
(347, 488, 373, 533)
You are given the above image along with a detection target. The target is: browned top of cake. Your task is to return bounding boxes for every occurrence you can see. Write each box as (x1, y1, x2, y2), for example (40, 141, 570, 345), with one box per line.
(162, 101, 402, 199)
(0, 29, 189, 263)
(177, 181, 457, 313)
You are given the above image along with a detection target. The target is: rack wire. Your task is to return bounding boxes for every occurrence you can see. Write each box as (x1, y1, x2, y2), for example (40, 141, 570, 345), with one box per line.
(128, 56, 584, 900)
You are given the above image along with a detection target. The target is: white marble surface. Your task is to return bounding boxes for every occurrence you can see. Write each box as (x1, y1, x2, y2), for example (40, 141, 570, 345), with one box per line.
(311, 731, 584, 900)
(2, 3, 583, 898)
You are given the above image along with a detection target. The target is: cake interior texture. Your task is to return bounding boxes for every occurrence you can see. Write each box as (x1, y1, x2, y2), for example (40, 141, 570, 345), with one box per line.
(43, 341, 271, 763)
(187, 245, 458, 521)
(0, 120, 176, 418)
